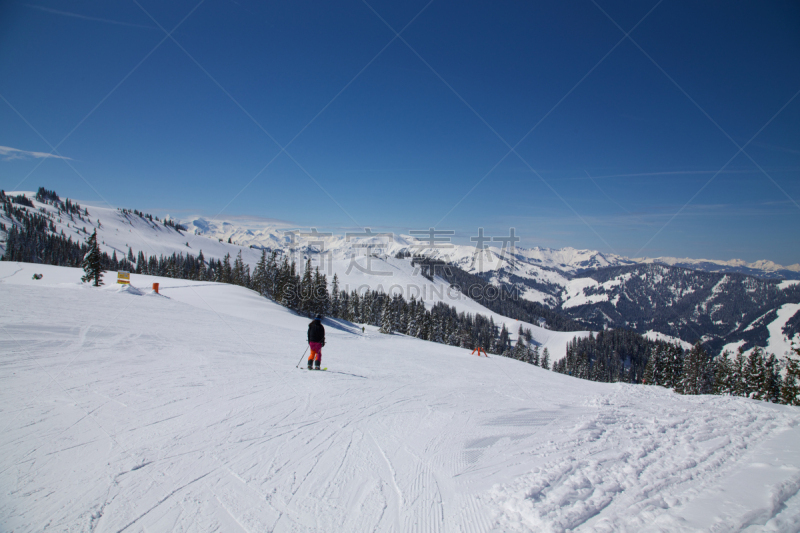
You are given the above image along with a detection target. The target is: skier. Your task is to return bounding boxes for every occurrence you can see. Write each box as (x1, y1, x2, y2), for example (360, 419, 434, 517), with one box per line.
(307, 314, 325, 370)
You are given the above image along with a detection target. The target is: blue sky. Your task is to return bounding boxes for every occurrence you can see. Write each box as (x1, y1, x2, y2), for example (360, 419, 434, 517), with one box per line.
(1, 0, 799, 263)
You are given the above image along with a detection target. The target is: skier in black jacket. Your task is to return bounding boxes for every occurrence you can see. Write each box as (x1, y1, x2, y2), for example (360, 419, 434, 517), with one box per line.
(307, 315, 325, 370)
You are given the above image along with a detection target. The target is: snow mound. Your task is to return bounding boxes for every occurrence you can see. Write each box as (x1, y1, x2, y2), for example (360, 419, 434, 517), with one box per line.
(115, 284, 145, 296)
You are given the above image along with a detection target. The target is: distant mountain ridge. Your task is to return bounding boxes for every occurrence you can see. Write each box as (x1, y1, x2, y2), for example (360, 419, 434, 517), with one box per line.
(559, 263, 800, 355)
(185, 215, 800, 281)
(636, 256, 800, 279)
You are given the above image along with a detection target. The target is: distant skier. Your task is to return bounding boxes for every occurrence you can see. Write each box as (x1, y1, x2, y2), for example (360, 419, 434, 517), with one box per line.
(307, 315, 325, 370)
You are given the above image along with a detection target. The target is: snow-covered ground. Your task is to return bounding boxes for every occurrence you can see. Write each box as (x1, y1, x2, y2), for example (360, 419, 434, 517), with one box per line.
(3, 261, 800, 532)
(766, 303, 800, 359)
(644, 330, 693, 350)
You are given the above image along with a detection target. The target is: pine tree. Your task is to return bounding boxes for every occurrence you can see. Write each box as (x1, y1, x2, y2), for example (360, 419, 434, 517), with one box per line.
(731, 347, 747, 396)
(222, 253, 232, 283)
(713, 352, 732, 395)
(530, 345, 540, 366)
(167, 257, 179, 279)
(431, 313, 444, 343)
(80, 230, 105, 286)
(232, 251, 245, 286)
(379, 296, 393, 334)
(541, 347, 550, 370)
(513, 335, 527, 360)
(669, 344, 685, 393)
(746, 347, 765, 399)
(330, 274, 341, 318)
(653, 345, 669, 386)
(299, 259, 313, 316)
(682, 342, 707, 395)
(312, 267, 329, 316)
(420, 304, 430, 339)
(763, 353, 781, 403)
(495, 324, 510, 355)
(407, 297, 419, 337)
(644, 350, 656, 385)
(253, 250, 268, 295)
(780, 339, 800, 406)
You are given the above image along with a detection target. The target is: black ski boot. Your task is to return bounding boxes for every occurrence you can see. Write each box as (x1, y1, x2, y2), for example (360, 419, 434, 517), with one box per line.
(314, 361, 321, 370)
(307, 361, 313, 370)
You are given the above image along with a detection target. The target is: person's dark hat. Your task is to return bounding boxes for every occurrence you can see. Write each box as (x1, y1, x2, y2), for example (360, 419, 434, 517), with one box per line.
(315, 314, 323, 320)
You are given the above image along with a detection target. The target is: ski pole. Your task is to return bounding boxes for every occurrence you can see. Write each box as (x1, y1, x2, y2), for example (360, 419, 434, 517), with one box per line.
(296, 346, 309, 368)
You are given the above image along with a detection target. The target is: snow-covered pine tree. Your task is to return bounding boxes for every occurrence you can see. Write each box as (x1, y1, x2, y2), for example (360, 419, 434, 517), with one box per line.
(745, 347, 765, 399)
(81, 230, 105, 286)
(576, 350, 590, 380)
(167, 257, 179, 279)
(763, 353, 781, 403)
(379, 297, 393, 334)
(541, 347, 550, 370)
(644, 350, 656, 385)
(338, 291, 349, 320)
(299, 259, 313, 316)
(222, 253, 232, 283)
(530, 344, 540, 366)
(330, 274, 341, 318)
(197, 250, 207, 280)
(681, 352, 697, 394)
(712, 351, 732, 395)
(265, 251, 278, 299)
(681, 342, 706, 395)
(495, 324, 510, 355)
(513, 335, 527, 360)
(656, 344, 671, 387)
(312, 267, 329, 316)
(406, 297, 418, 337)
(780, 339, 800, 406)
(420, 309, 432, 340)
(431, 313, 444, 343)
(444, 315, 457, 345)
(253, 250, 268, 295)
(392, 294, 404, 333)
(669, 344, 685, 393)
(242, 261, 251, 288)
(348, 291, 360, 323)
(730, 347, 747, 396)
(360, 291, 371, 324)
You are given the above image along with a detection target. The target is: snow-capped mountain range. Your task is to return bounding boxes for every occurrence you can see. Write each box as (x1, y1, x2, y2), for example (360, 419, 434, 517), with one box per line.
(2, 189, 798, 356)
(185, 213, 800, 279)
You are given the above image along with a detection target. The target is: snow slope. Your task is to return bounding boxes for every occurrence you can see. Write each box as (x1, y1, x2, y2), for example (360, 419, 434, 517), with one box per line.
(1, 191, 268, 270)
(0, 192, 582, 356)
(766, 303, 800, 358)
(329, 255, 584, 357)
(2, 261, 800, 532)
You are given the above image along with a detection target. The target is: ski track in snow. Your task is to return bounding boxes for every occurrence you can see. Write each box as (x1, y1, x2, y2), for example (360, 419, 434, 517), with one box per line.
(2, 262, 800, 532)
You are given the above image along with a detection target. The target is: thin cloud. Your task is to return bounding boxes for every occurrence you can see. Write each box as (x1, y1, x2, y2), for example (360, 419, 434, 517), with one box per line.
(0, 145, 71, 161)
(24, 4, 157, 30)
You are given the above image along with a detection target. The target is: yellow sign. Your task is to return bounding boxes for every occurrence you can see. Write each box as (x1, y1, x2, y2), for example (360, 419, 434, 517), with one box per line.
(117, 271, 130, 284)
